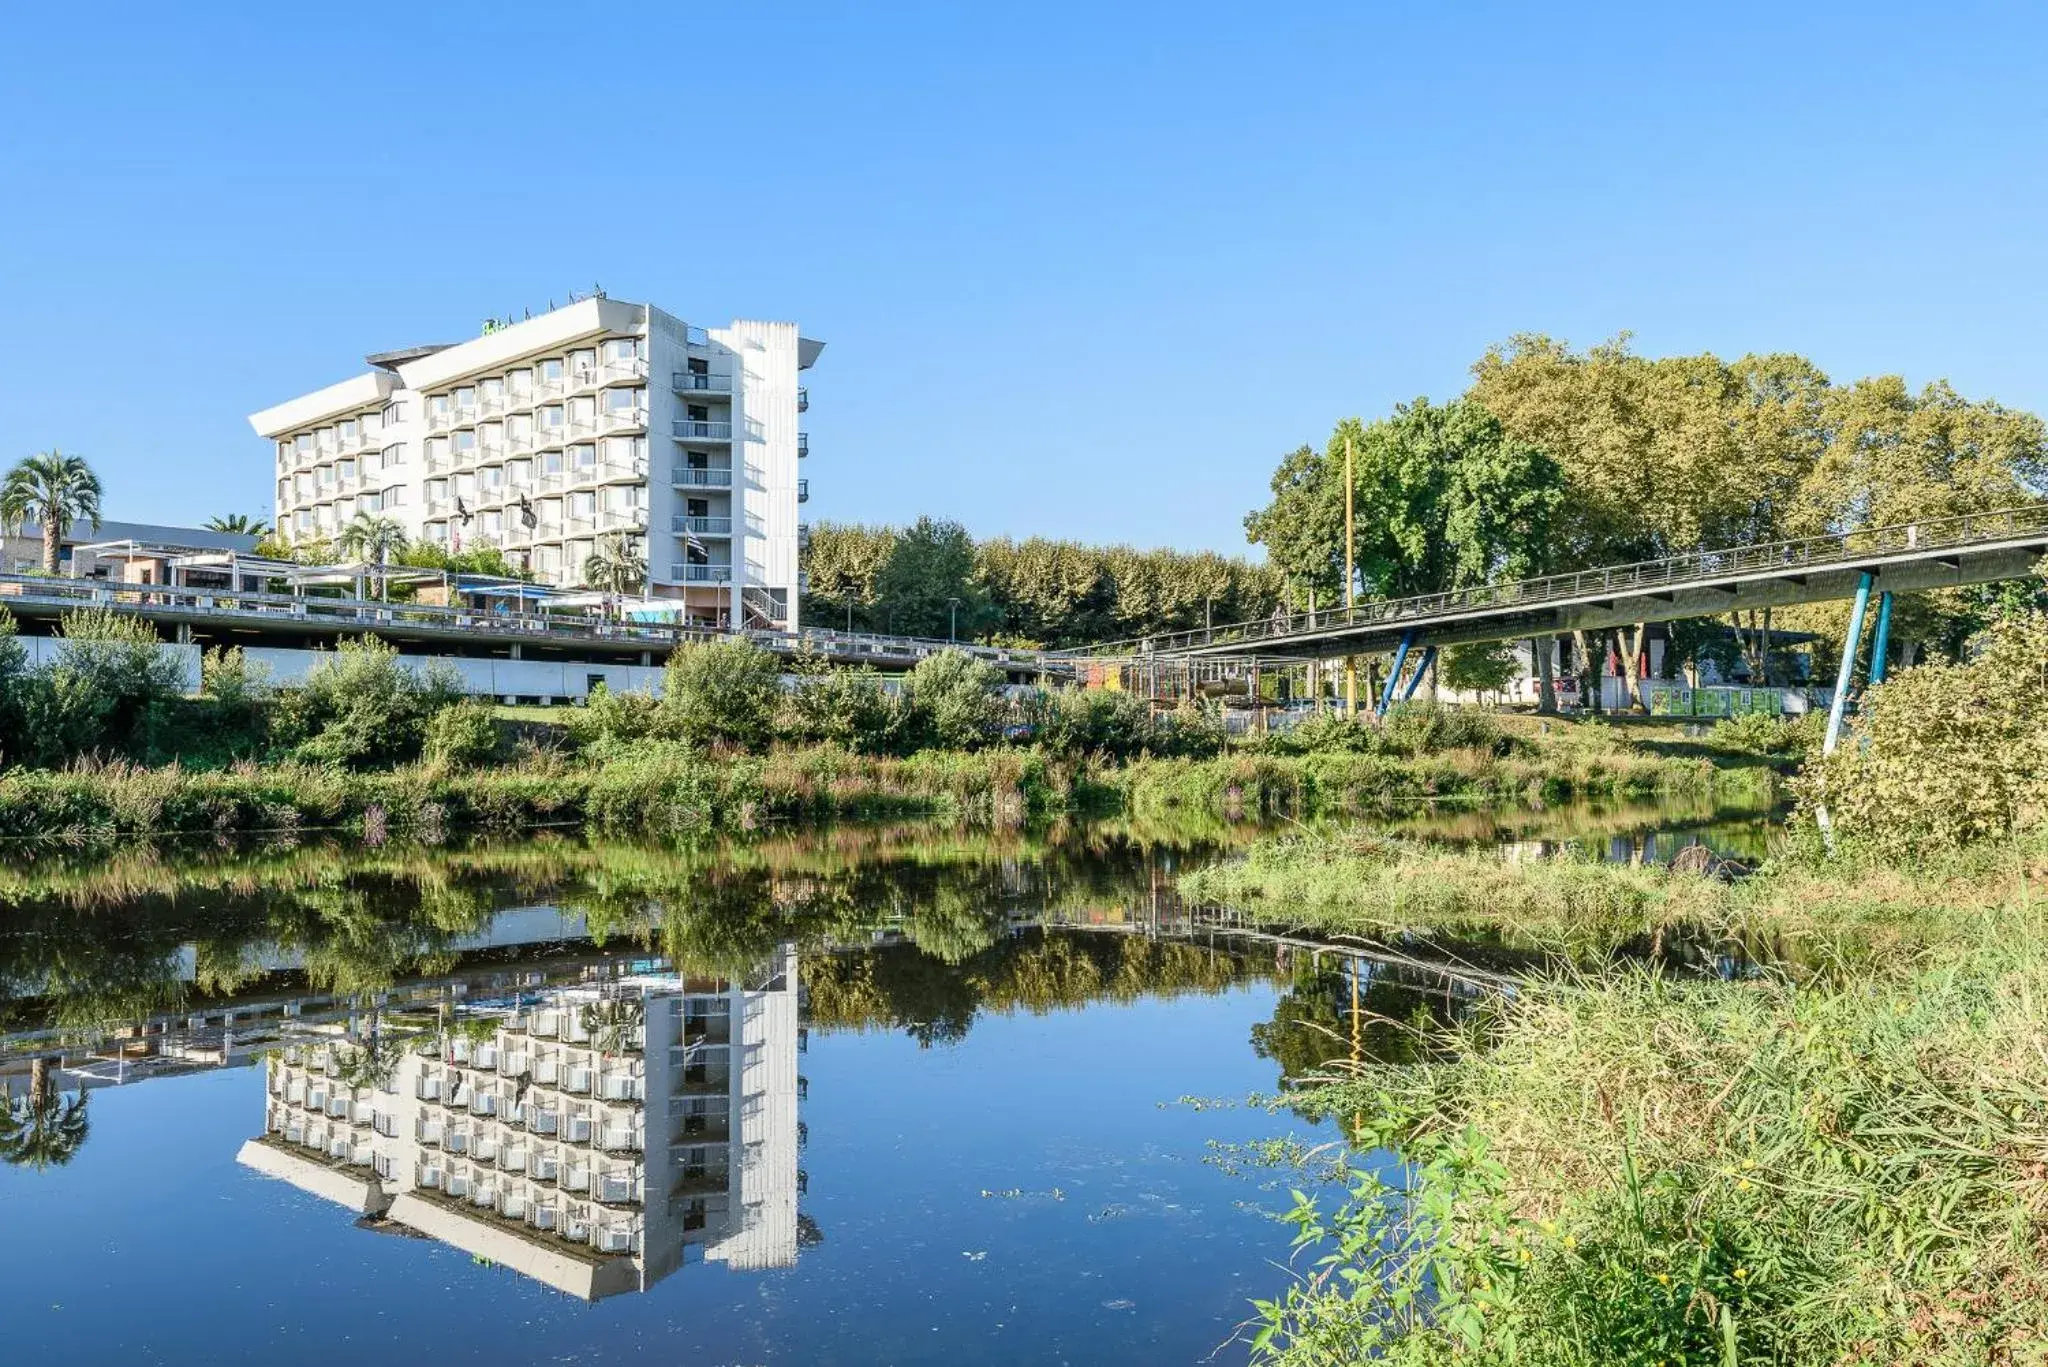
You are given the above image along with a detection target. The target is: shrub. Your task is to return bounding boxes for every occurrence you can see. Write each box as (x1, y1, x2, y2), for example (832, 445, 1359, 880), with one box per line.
(660, 637, 781, 751)
(0, 608, 33, 766)
(779, 667, 912, 754)
(273, 636, 462, 768)
(1711, 708, 1821, 760)
(1805, 610, 2048, 855)
(423, 701, 501, 768)
(1256, 712, 1387, 757)
(569, 683, 662, 748)
(904, 649, 1008, 750)
(25, 608, 190, 764)
(1380, 702, 1504, 757)
(1025, 687, 1161, 760)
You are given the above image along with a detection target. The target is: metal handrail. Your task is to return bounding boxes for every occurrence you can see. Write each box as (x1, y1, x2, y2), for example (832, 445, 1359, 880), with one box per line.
(0, 570, 1072, 668)
(672, 372, 732, 392)
(1071, 503, 2048, 657)
(672, 420, 734, 440)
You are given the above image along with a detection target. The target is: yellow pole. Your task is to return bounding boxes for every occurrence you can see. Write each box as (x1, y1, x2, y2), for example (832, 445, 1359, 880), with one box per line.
(1344, 430, 1357, 717)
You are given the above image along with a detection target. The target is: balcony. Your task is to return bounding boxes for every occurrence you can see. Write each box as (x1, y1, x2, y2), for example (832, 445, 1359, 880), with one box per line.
(536, 373, 570, 401)
(798, 432, 809, 458)
(597, 406, 647, 435)
(797, 386, 808, 413)
(672, 465, 732, 488)
(672, 371, 732, 394)
(672, 419, 733, 442)
(673, 515, 733, 536)
(507, 429, 537, 454)
(798, 478, 810, 504)
(670, 563, 733, 584)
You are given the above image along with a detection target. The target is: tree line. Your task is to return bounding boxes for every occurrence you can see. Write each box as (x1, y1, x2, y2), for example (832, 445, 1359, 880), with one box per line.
(802, 515, 1285, 647)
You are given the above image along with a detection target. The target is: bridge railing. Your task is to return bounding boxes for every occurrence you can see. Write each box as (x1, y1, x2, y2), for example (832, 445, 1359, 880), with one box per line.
(1077, 503, 2048, 656)
(0, 573, 1063, 671)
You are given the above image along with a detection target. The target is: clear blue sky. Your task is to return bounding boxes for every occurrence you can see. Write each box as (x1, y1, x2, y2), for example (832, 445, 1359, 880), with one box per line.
(4, 3, 2043, 554)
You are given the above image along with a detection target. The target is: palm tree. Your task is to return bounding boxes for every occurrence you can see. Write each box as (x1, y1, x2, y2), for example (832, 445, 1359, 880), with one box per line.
(0, 450, 103, 575)
(583, 532, 647, 616)
(337, 513, 408, 599)
(205, 513, 272, 536)
(0, 1056, 91, 1170)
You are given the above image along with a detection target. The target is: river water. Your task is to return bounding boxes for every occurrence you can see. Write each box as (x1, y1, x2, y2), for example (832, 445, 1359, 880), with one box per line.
(0, 799, 1770, 1365)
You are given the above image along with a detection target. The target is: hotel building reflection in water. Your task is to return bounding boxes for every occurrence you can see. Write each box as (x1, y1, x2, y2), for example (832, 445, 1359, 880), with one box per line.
(239, 946, 802, 1300)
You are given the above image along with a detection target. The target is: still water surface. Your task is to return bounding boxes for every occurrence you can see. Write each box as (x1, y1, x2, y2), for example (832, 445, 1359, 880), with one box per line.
(0, 800, 1769, 1365)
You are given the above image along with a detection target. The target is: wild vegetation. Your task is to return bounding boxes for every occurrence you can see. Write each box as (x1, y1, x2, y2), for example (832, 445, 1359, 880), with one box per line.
(1192, 611, 2048, 1364)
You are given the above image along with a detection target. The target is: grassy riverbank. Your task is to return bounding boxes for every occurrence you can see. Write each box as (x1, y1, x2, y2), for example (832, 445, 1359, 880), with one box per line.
(0, 715, 1780, 842)
(1193, 833, 2048, 1362)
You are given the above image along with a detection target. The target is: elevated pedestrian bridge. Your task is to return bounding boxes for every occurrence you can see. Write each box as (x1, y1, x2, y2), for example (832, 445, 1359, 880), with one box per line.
(0, 572, 1066, 680)
(1072, 505, 2048, 662)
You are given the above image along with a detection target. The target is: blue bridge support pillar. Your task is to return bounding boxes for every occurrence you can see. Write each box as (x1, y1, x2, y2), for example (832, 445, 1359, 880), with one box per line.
(1823, 573, 1875, 755)
(1376, 631, 1416, 719)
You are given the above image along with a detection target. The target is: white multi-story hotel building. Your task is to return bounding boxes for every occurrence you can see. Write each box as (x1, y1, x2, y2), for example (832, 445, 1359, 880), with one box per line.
(238, 950, 802, 1300)
(249, 296, 821, 630)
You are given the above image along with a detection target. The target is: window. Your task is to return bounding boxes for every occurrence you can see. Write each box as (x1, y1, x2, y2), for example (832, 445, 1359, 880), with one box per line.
(601, 436, 644, 465)
(296, 509, 313, 531)
(318, 465, 336, 487)
(338, 419, 358, 442)
(508, 458, 532, 485)
(601, 337, 640, 366)
(570, 491, 596, 517)
(455, 472, 476, 499)
(479, 421, 503, 450)
(538, 358, 564, 382)
(295, 433, 312, 454)
(362, 411, 382, 437)
(360, 491, 381, 513)
(427, 478, 448, 503)
(481, 465, 503, 490)
(507, 368, 532, 398)
(603, 386, 641, 413)
(384, 485, 406, 507)
(483, 510, 503, 535)
(568, 396, 595, 424)
(452, 429, 476, 454)
(481, 376, 504, 403)
(425, 436, 448, 463)
(568, 347, 595, 377)
(383, 401, 408, 424)
(338, 459, 356, 482)
(429, 393, 451, 420)
(295, 473, 313, 497)
(382, 442, 407, 466)
(424, 521, 447, 544)
(570, 443, 596, 468)
(277, 440, 292, 464)
(542, 450, 565, 474)
(454, 385, 476, 410)
(540, 404, 564, 430)
(277, 478, 289, 503)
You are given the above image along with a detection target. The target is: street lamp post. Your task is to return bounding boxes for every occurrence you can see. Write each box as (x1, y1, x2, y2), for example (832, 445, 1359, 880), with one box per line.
(947, 597, 960, 643)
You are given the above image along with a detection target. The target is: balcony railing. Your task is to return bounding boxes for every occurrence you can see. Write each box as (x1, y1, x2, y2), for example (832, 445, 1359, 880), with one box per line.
(673, 515, 733, 536)
(672, 465, 732, 487)
(671, 563, 733, 583)
(672, 419, 733, 441)
(797, 432, 809, 458)
(797, 386, 808, 412)
(797, 478, 810, 504)
(598, 406, 647, 434)
(672, 371, 732, 393)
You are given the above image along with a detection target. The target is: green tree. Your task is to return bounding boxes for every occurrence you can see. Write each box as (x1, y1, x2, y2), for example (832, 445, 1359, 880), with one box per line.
(583, 531, 648, 608)
(204, 513, 272, 536)
(661, 636, 782, 750)
(336, 513, 409, 599)
(1439, 641, 1519, 697)
(0, 1057, 91, 1170)
(871, 516, 994, 639)
(905, 649, 1008, 750)
(0, 449, 103, 575)
(802, 522, 899, 632)
(779, 666, 911, 753)
(1245, 399, 1562, 605)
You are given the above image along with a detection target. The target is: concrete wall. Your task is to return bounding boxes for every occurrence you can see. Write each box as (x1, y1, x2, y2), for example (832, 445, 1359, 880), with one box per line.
(241, 646, 663, 701)
(20, 637, 204, 693)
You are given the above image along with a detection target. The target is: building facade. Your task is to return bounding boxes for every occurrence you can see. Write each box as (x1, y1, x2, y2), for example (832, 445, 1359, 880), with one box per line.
(249, 297, 820, 630)
(238, 949, 802, 1300)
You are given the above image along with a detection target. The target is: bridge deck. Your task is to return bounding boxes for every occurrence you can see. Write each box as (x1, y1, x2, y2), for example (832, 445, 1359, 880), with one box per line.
(1076, 505, 2048, 661)
(0, 573, 1064, 677)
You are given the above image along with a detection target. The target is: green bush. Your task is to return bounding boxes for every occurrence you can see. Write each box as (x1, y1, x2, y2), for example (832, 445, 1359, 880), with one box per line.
(778, 667, 912, 754)
(568, 683, 662, 748)
(1805, 610, 2048, 855)
(1255, 712, 1388, 757)
(19, 608, 190, 765)
(1380, 702, 1505, 757)
(423, 701, 501, 768)
(1711, 708, 1822, 760)
(1025, 687, 1160, 759)
(272, 636, 462, 768)
(905, 649, 1008, 750)
(660, 637, 782, 751)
